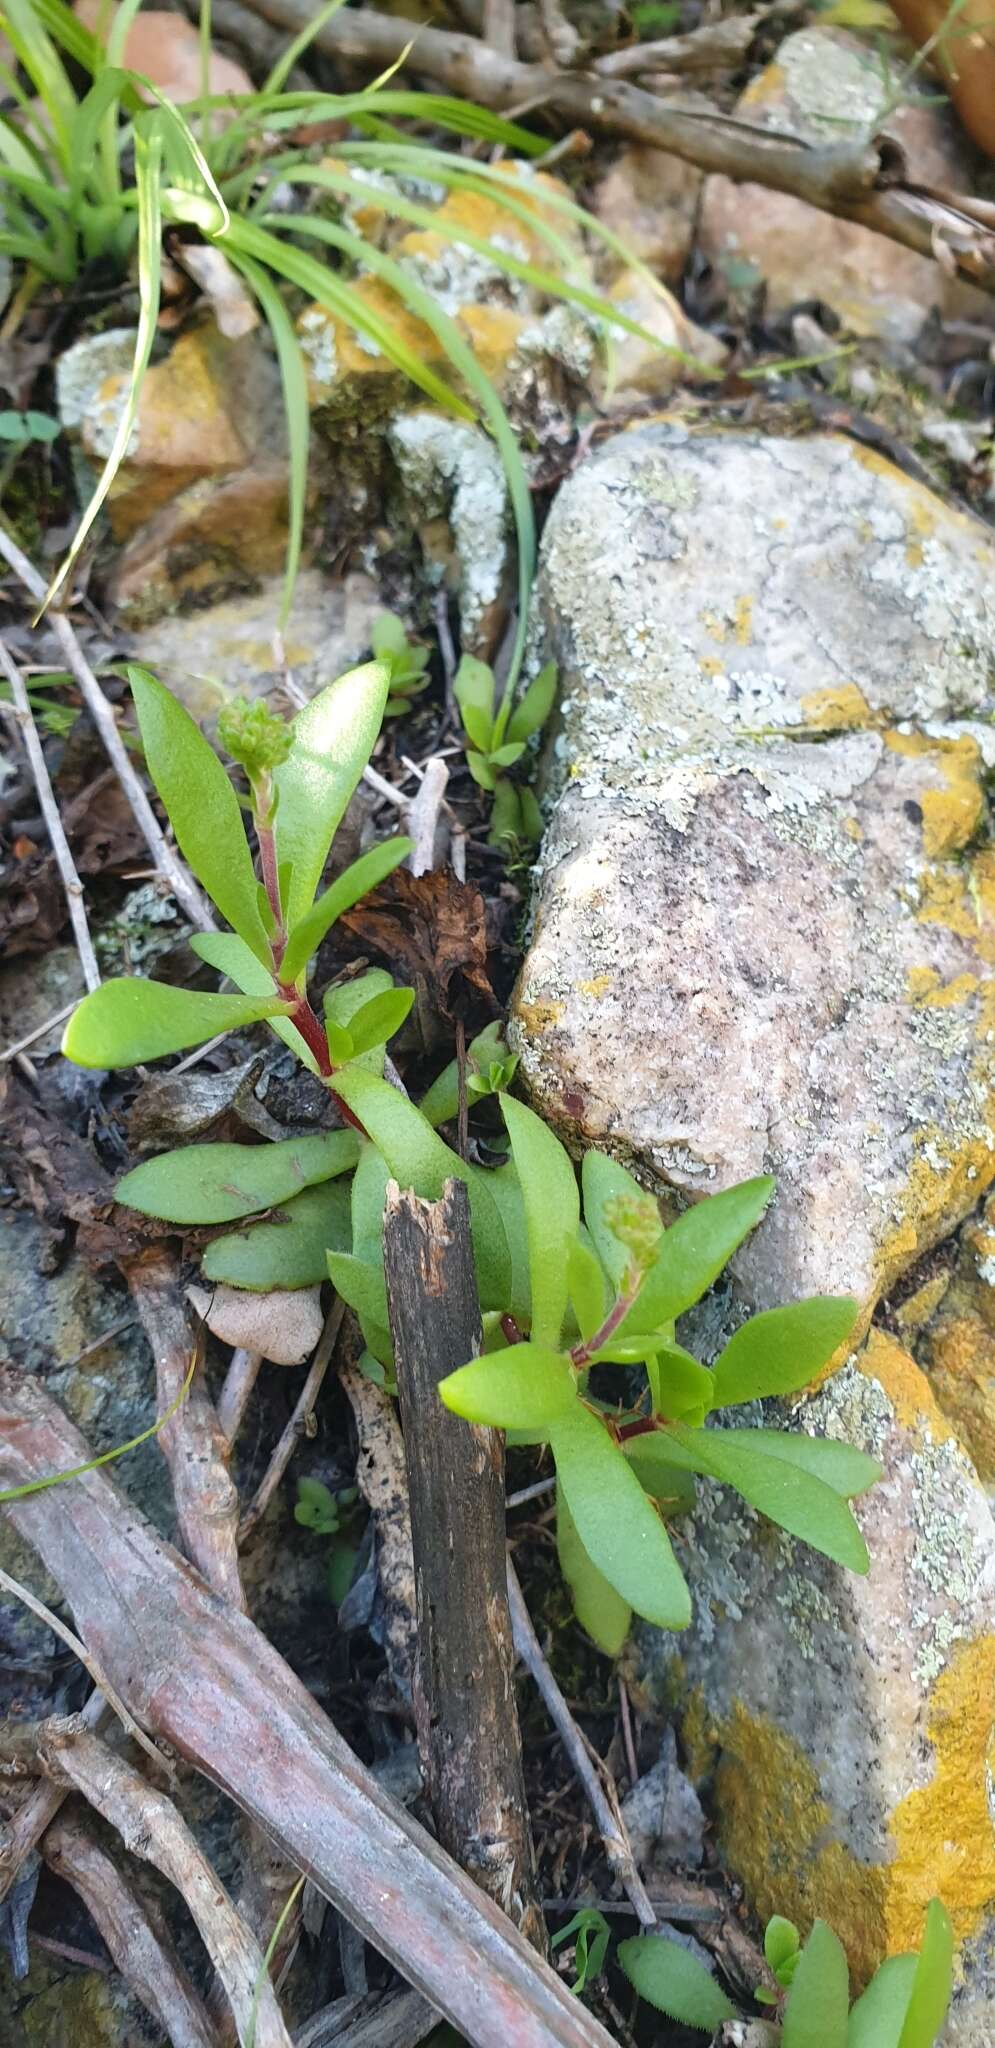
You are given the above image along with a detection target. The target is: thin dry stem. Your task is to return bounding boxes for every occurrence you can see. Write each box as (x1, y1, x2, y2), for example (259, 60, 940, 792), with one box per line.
(0, 634, 101, 991)
(238, 1299, 344, 1545)
(0, 525, 215, 931)
(505, 1558, 657, 1929)
(219, 1347, 265, 1444)
(0, 1690, 109, 1905)
(406, 756, 449, 876)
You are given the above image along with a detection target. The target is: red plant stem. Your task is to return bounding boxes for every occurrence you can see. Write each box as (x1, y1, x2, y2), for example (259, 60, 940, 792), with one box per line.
(570, 1277, 641, 1372)
(280, 990, 366, 1137)
(257, 819, 285, 969)
(615, 1416, 665, 1441)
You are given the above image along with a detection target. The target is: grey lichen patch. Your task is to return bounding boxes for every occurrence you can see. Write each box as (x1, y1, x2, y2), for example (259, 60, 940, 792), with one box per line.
(399, 231, 532, 315)
(297, 306, 338, 390)
(56, 327, 141, 456)
(388, 411, 508, 645)
(778, 27, 890, 133)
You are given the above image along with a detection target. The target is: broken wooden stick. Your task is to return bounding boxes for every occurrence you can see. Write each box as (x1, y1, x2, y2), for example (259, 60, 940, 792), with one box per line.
(384, 1179, 545, 1950)
(0, 1366, 617, 2048)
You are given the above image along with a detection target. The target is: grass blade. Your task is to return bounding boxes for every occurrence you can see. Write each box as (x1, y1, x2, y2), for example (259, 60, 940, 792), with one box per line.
(226, 252, 308, 632)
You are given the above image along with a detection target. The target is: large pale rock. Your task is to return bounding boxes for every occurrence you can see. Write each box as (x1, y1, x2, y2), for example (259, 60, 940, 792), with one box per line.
(591, 143, 703, 285)
(631, 1334, 995, 2038)
(698, 27, 994, 348)
(513, 422, 995, 1320)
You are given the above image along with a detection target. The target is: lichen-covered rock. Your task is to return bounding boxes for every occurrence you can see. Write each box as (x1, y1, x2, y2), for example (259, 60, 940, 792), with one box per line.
(697, 27, 994, 348)
(123, 568, 381, 723)
(630, 1333, 995, 2039)
(914, 1194, 995, 1480)
(388, 412, 510, 659)
(513, 422, 995, 1318)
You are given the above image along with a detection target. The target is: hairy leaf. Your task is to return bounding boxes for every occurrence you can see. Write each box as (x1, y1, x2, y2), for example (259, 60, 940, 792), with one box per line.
(550, 1403, 691, 1630)
(501, 1093, 579, 1348)
(626, 1175, 775, 1335)
(782, 1920, 849, 2048)
(127, 666, 271, 963)
(743, 1429, 881, 1499)
(557, 1488, 631, 1656)
(711, 1297, 859, 1409)
(117, 1129, 358, 1225)
(201, 1180, 351, 1290)
(765, 1917, 801, 1979)
(618, 1936, 736, 2030)
(273, 662, 391, 928)
(439, 1342, 577, 1430)
(63, 980, 290, 1070)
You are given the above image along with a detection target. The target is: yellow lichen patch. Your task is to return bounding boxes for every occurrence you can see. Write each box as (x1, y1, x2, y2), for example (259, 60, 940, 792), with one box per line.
(857, 1328, 956, 1445)
(907, 968, 980, 1010)
(700, 608, 727, 644)
(885, 731, 985, 859)
(682, 1684, 719, 1784)
(455, 304, 527, 385)
(515, 999, 565, 1035)
(875, 1135, 995, 1308)
(577, 975, 612, 999)
(888, 1636, 995, 1952)
(799, 682, 872, 730)
(712, 1699, 888, 1984)
(926, 1312, 995, 1480)
(893, 1271, 953, 1336)
(710, 1638, 995, 1984)
(734, 595, 753, 645)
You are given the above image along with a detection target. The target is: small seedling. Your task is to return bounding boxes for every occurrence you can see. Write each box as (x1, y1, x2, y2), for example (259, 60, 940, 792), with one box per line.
(294, 1476, 360, 1604)
(370, 611, 432, 717)
(454, 653, 555, 848)
(551, 1908, 612, 1995)
(0, 408, 61, 447)
(618, 1897, 954, 2044)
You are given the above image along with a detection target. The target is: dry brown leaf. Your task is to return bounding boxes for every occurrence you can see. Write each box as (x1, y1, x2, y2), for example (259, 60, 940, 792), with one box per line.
(339, 867, 495, 1051)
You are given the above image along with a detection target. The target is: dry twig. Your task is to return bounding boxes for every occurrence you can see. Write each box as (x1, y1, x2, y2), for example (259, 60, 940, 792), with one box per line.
(44, 1801, 216, 2048)
(0, 1690, 109, 1905)
(238, 1299, 344, 1544)
(38, 1722, 293, 2048)
(0, 634, 100, 991)
(219, 1346, 266, 1443)
(0, 525, 214, 931)
(338, 1341, 419, 1702)
(238, 0, 995, 287)
(505, 1559, 657, 1929)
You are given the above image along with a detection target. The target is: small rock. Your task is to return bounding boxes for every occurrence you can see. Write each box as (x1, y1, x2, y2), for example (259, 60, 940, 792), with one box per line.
(123, 567, 382, 720)
(697, 27, 994, 348)
(620, 1723, 706, 1870)
(513, 422, 995, 1316)
(75, 2, 252, 108)
(630, 1332, 995, 2029)
(388, 412, 511, 659)
(105, 460, 290, 620)
(187, 1282, 324, 1363)
(591, 267, 725, 409)
(591, 142, 703, 285)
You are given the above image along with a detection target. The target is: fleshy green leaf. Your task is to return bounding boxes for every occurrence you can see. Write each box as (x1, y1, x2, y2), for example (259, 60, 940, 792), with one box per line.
(667, 1424, 870, 1573)
(848, 1957, 919, 2048)
(506, 661, 557, 744)
(501, 1093, 579, 1348)
(189, 929, 317, 1074)
(417, 1021, 507, 1128)
(550, 1403, 691, 1630)
(117, 1129, 359, 1225)
(782, 1920, 849, 2048)
(63, 980, 291, 1071)
(898, 1900, 953, 2048)
(624, 1175, 776, 1336)
(618, 1935, 737, 2030)
(557, 1487, 631, 1656)
(645, 1344, 714, 1421)
(333, 1066, 510, 1311)
(454, 653, 495, 747)
(582, 1150, 649, 1292)
(567, 1236, 608, 1343)
(273, 662, 392, 928)
(439, 1342, 577, 1430)
(765, 1916, 801, 1978)
(744, 1430, 882, 1499)
(279, 836, 412, 984)
(622, 1435, 698, 1516)
(710, 1298, 859, 1410)
(336, 986, 414, 1059)
(326, 1249, 388, 1330)
(127, 666, 271, 964)
(201, 1181, 352, 1290)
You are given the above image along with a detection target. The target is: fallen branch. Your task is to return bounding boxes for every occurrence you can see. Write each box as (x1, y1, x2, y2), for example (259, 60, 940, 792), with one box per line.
(294, 1988, 437, 2048)
(339, 1342, 418, 1703)
(506, 1559, 657, 1931)
(0, 525, 215, 932)
(384, 1180, 544, 1948)
(0, 1366, 618, 2048)
(43, 1801, 216, 2048)
(0, 633, 100, 992)
(38, 1721, 293, 2048)
(239, 0, 995, 288)
(0, 1689, 109, 1906)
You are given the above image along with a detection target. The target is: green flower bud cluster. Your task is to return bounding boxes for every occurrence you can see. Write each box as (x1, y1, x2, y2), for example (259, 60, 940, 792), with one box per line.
(217, 696, 293, 780)
(603, 1191, 663, 1274)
